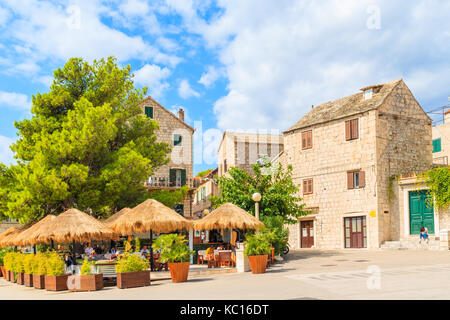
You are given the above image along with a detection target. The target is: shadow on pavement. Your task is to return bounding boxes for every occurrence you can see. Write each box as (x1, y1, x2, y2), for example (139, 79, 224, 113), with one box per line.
(283, 249, 344, 262)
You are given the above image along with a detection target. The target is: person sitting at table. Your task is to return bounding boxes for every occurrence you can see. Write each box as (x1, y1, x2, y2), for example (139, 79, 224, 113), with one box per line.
(140, 245, 150, 257)
(84, 244, 94, 257)
(94, 245, 103, 255)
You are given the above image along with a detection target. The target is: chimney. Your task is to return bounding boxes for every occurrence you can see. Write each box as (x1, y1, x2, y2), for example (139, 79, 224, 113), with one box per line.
(178, 108, 185, 122)
(445, 109, 450, 124)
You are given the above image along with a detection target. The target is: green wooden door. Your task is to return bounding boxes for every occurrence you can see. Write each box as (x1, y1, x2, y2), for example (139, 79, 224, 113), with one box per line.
(409, 190, 434, 235)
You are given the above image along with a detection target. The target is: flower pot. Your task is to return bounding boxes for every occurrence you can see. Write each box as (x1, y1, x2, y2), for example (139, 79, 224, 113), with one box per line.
(0, 266, 4, 278)
(117, 270, 150, 289)
(16, 272, 25, 285)
(33, 274, 45, 289)
(45, 275, 69, 291)
(24, 274, 34, 287)
(10, 271, 15, 283)
(69, 274, 104, 292)
(168, 262, 190, 283)
(248, 255, 268, 274)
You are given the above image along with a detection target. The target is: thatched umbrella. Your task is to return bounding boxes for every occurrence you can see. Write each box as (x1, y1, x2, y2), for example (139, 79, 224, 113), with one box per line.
(109, 199, 193, 270)
(104, 208, 131, 230)
(12, 215, 57, 247)
(35, 208, 119, 245)
(193, 202, 264, 231)
(109, 199, 193, 234)
(0, 225, 29, 248)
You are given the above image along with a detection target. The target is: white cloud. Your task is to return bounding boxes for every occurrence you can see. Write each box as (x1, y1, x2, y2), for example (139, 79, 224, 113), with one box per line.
(1, 0, 181, 69)
(183, 0, 450, 131)
(0, 135, 15, 166)
(134, 64, 171, 99)
(178, 79, 200, 99)
(0, 91, 31, 111)
(198, 65, 222, 88)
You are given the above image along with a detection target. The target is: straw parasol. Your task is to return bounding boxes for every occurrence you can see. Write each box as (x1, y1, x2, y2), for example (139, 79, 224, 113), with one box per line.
(0, 225, 29, 248)
(35, 208, 119, 244)
(103, 208, 131, 230)
(109, 199, 193, 234)
(12, 215, 57, 246)
(193, 202, 264, 231)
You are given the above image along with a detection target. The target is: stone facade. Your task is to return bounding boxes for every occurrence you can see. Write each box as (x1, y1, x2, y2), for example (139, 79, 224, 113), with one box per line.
(281, 79, 433, 249)
(432, 110, 450, 166)
(217, 132, 284, 177)
(141, 97, 195, 217)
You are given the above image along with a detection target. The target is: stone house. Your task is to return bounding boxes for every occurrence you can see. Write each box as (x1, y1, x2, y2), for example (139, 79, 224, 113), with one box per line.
(432, 109, 450, 166)
(217, 132, 284, 177)
(140, 96, 195, 217)
(280, 79, 438, 249)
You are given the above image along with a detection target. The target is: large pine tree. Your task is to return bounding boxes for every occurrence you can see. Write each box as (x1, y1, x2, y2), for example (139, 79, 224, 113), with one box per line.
(0, 57, 171, 222)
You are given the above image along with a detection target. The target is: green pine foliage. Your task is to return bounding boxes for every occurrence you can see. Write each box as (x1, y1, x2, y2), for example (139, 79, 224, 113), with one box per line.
(0, 56, 171, 223)
(152, 233, 194, 263)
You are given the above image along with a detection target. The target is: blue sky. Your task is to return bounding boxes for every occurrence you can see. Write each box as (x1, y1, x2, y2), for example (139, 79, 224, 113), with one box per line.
(0, 0, 449, 175)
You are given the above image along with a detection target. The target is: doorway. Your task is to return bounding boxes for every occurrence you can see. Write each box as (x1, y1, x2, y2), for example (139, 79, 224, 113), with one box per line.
(300, 220, 314, 248)
(344, 216, 367, 248)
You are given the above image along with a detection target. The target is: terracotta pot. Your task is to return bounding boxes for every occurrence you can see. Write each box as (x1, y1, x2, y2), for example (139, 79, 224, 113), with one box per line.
(33, 274, 45, 289)
(45, 275, 69, 291)
(168, 262, 190, 283)
(0, 266, 4, 278)
(69, 274, 104, 292)
(24, 274, 34, 287)
(117, 270, 150, 289)
(248, 255, 268, 274)
(16, 272, 25, 285)
(10, 271, 16, 283)
(5, 269, 10, 282)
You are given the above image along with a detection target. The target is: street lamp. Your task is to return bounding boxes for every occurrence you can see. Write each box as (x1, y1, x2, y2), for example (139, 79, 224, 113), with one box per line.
(252, 192, 262, 220)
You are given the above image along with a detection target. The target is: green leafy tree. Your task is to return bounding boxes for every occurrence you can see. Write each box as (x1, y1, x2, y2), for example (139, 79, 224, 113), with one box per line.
(211, 162, 307, 224)
(195, 169, 213, 178)
(0, 57, 171, 222)
(148, 185, 189, 208)
(417, 167, 450, 209)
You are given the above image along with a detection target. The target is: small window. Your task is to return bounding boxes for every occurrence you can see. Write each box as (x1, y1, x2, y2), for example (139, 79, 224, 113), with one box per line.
(347, 171, 365, 189)
(303, 178, 313, 195)
(302, 130, 313, 150)
(433, 138, 441, 153)
(173, 134, 182, 146)
(144, 106, 153, 118)
(364, 88, 373, 100)
(345, 119, 359, 141)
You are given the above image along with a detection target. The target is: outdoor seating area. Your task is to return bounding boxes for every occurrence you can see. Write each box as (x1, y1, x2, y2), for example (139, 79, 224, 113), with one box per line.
(0, 201, 276, 293)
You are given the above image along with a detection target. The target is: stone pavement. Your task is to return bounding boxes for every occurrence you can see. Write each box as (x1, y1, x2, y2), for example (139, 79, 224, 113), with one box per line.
(1, 249, 450, 300)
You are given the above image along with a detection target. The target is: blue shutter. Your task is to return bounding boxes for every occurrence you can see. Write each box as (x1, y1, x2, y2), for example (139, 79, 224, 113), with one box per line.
(433, 138, 441, 153)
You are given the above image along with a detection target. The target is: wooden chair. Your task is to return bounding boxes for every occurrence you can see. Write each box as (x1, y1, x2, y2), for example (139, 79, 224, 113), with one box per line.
(218, 251, 233, 267)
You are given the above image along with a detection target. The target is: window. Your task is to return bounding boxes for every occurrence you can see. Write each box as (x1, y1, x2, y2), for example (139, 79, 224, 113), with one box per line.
(303, 178, 313, 195)
(433, 138, 441, 153)
(144, 106, 153, 118)
(173, 134, 182, 146)
(347, 171, 365, 189)
(302, 130, 313, 149)
(364, 88, 373, 100)
(345, 119, 359, 141)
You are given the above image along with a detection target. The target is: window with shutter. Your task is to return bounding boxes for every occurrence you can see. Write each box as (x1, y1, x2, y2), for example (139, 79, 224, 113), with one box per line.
(345, 119, 359, 140)
(303, 178, 313, 195)
(144, 106, 153, 118)
(347, 172, 354, 189)
(347, 171, 365, 189)
(433, 138, 441, 153)
(302, 130, 312, 149)
(173, 134, 182, 146)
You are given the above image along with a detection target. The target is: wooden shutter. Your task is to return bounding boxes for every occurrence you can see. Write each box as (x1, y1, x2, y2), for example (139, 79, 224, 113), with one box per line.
(308, 131, 312, 149)
(309, 179, 313, 194)
(303, 180, 307, 194)
(345, 121, 351, 140)
(302, 133, 307, 149)
(302, 131, 312, 149)
(181, 169, 187, 187)
(352, 119, 359, 140)
(169, 169, 176, 187)
(347, 172, 354, 189)
(359, 171, 365, 188)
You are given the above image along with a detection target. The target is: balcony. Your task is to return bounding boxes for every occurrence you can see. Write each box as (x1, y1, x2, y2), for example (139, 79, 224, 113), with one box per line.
(433, 156, 448, 167)
(144, 176, 203, 190)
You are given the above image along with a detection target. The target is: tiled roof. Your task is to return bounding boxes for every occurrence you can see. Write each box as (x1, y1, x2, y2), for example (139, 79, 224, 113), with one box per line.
(284, 78, 403, 133)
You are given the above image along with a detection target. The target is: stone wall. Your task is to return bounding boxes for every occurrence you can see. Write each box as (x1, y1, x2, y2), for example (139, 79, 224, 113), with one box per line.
(432, 111, 450, 165)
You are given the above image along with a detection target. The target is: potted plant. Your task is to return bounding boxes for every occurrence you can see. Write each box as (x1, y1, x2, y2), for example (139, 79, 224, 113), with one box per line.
(0, 248, 13, 279)
(115, 244, 150, 289)
(33, 253, 47, 289)
(244, 232, 272, 274)
(44, 251, 69, 291)
(23, 254, 35, 287)
(70, 258, 103, 292)
(3, 251, 14, 282)
(14, 253, 25, 285)
(152, 234, 194, 283)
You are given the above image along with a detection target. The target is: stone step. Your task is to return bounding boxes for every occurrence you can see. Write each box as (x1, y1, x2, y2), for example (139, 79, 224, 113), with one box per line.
(381, 239, 441, 251)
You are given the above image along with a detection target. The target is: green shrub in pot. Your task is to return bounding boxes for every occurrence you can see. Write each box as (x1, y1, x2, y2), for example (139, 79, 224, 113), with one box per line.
(152, 233, 194, 263)
(45, 251, 65, 276)
(244, 232, 272, 257)
(23, 254, 35, 275)
(115, 253, 148, 273)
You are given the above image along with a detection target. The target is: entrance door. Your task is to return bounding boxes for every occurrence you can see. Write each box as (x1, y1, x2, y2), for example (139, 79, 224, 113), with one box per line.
(344, 216, 367, 248)
(301, 220, 314, 248)
(409, 190, 434, 235)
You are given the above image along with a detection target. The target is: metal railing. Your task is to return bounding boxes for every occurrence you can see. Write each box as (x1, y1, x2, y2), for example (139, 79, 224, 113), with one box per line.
(433, 156, 448, 166)
(144, 176, 204, 189)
